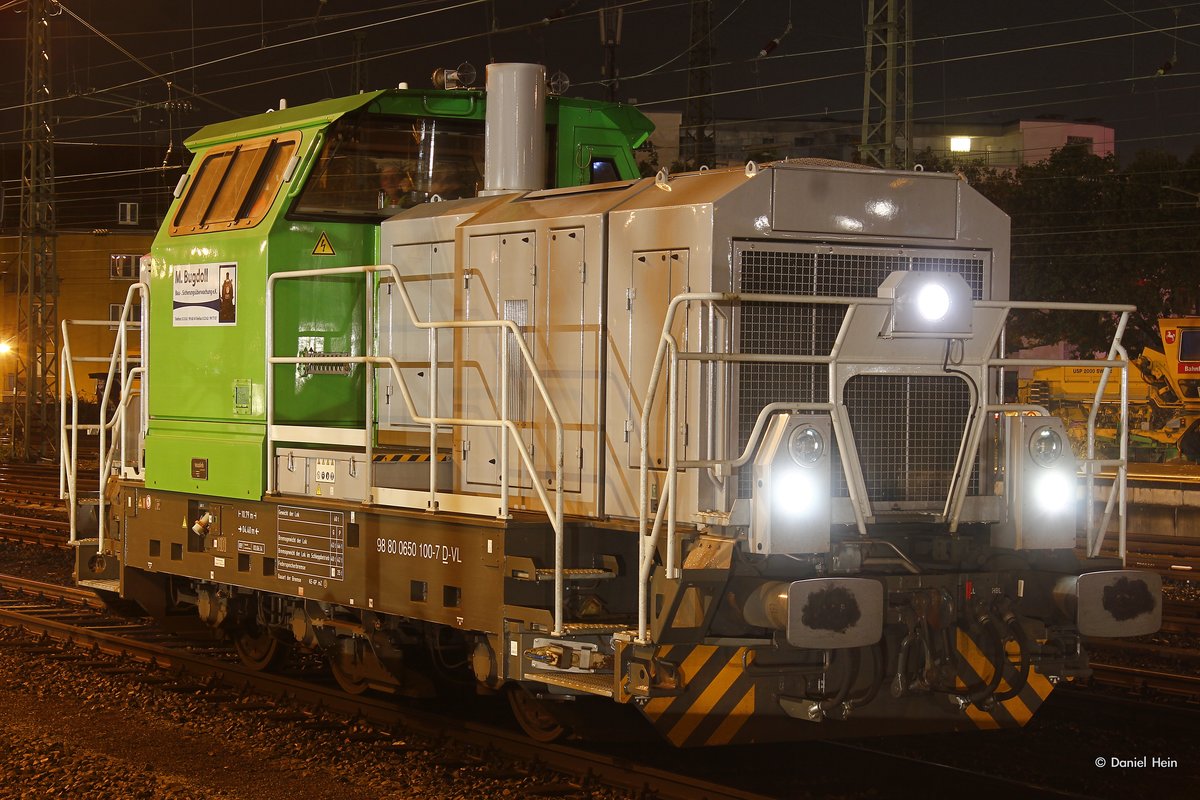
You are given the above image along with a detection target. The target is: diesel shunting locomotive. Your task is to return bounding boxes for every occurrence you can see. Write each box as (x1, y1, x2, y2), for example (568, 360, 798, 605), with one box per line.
(62, 63, 1160, 745)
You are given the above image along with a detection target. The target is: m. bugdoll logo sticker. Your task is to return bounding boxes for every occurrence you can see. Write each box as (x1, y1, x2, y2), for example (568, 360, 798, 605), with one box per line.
(173, 262, 237, 326)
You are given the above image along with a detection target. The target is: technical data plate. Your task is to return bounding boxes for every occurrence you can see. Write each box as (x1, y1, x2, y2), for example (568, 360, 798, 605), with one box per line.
(276, 506, 346, 584)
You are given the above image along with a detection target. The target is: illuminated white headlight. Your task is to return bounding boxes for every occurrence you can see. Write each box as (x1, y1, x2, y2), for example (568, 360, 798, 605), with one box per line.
(1029, 426, 1064, 467)
(787, 425, 825, 467)
(876, 271, 973, 338)
(751, 414, 833, 555)
(774, 469, 819, 517)
(1033, 471, 1074, 513)
(916, 283, 951, 322)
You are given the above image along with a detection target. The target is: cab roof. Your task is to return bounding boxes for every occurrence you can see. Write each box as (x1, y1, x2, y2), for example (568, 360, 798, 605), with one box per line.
(185, 89, 653, 152)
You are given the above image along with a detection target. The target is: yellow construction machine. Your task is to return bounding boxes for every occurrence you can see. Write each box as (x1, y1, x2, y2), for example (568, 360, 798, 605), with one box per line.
(1020, 318, 1200, 463)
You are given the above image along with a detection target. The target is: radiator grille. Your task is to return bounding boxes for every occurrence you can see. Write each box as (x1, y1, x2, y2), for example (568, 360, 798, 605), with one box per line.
(735, 245, 984, 502)
(844, 375, 975, 502)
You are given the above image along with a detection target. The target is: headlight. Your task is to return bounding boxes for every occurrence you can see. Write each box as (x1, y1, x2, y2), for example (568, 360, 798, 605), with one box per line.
(1033, 471, 1073, 513)
(787, 425, 825, 467)
(774, 469, 818, 517)
(1029, 425, 1064, 467)
(877, 271, 973, 337)
(916, 282, 951, 322)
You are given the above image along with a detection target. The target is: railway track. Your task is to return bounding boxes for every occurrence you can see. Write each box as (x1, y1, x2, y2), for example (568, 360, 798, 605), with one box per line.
(4, 572, 1158, 799)
(1087, 660, 1200, 703)
(1084, 597, 1200, 704)
(0, 462, 72, 550)
(0, 574, 776, 800)
(1113, 535, 1200, 575)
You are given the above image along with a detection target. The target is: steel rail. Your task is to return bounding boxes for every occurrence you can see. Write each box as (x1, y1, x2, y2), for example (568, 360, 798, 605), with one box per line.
(0, 580, 773, 800)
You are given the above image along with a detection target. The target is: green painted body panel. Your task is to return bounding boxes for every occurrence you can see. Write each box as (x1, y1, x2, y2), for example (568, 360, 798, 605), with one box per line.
(145, 419, 265, 500)
(269, 220, 374, 427)
(146, 85, 652, 498)
(553, 100, 653, 184)
(186, 91, 388, 149)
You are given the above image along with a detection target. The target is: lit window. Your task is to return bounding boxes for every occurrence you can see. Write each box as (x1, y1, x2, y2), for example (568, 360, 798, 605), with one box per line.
(110, 254, 140, 280)
(588, 157, 619, 184)
(949, 136, 971, 153)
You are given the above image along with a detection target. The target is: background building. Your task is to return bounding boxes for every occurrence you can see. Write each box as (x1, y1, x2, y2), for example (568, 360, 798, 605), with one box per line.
(1, 230, 152, 401)
(640, 112, 1115, 171)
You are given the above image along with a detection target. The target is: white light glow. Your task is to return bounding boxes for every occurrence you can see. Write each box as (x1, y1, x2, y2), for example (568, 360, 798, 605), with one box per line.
(1033, 472, 1074, 513)
(916, 283, 951, 322)
(834, 215, 864, 233)
(867, 199, 898, 219)
(950, 136, 971, 152)
(0, 342, 11, 355)
(774, 469, 819, 517)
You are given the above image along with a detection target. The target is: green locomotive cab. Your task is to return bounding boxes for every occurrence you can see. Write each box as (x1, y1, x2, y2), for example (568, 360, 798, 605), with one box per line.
(140, 77, 651, 500)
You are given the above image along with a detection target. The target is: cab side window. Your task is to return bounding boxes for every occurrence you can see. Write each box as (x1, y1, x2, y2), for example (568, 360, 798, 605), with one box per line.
(588, 157, 620, 184)
(170, 133, 298, 236)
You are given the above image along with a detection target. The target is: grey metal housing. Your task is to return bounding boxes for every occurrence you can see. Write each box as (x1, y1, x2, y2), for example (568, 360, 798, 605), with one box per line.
(378, 160, 1012, 536)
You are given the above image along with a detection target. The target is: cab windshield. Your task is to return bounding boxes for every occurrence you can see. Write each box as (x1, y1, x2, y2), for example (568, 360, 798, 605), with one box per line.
(293, 112, 484, 219)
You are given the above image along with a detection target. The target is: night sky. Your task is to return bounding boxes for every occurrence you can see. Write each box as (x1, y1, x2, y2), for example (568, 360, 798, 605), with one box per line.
(2, 1, 1199, 228)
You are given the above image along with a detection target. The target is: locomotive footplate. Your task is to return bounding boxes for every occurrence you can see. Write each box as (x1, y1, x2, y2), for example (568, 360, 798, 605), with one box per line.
(106, 484, 506, 634)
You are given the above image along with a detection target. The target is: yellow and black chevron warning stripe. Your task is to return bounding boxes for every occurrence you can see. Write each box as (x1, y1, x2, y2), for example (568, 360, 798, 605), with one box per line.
(372, 452, 450, 463)
(640, 644, 759, 747)
(954, 627, 1054, 729)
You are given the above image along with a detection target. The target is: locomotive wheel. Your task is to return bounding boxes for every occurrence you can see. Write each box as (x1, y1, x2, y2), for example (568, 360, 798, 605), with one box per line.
(234, 626, 290, 671)
(329, 656, 371, 695)
(506, 684, 567, 743)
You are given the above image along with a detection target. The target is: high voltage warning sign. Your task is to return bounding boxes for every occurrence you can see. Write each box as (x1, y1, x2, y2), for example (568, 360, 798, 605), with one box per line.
(312, 232, 336, 256)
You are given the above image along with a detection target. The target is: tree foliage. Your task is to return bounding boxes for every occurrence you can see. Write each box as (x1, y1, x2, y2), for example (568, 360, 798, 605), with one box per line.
(918, 145, 1200, 356)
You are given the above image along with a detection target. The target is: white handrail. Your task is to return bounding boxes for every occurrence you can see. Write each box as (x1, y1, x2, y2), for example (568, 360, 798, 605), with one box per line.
(635, 290, 1135, 645)
(59, 282, 146, 548)
(265, 264, 567, 634)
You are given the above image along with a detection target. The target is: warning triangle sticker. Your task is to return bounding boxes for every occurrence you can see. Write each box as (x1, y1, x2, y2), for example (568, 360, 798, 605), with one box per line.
(312, 231, 336, 256)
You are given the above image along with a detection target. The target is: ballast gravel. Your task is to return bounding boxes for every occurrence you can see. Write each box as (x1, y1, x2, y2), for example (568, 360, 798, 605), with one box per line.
(0, 635, 609, 800)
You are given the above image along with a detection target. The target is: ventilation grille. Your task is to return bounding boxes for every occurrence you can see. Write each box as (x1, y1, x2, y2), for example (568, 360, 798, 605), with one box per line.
(735, 245, 985, 502)
(843, 375, 976, 502)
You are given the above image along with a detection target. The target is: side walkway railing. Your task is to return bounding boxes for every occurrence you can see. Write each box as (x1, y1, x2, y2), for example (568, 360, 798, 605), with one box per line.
(265, 264, 569, 634)
(60, 283, 147, 551)
(635, 290, 1135, 643)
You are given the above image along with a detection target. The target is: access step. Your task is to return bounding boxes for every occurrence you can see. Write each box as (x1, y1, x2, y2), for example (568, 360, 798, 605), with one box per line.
(559, 621, 633, 635)
(507, 554, 619, 582)
(524, 670, 615, 698)
(79, 578, 121, 593)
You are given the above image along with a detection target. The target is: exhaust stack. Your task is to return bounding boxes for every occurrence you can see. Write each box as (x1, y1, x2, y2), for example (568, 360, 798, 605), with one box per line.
(484, 63, 546, 195)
